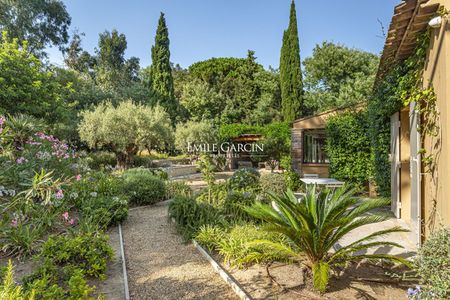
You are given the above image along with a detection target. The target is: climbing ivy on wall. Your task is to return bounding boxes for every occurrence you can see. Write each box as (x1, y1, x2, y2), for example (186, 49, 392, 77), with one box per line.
(369, 31, 437, 197)
(325, 110, 373, 188)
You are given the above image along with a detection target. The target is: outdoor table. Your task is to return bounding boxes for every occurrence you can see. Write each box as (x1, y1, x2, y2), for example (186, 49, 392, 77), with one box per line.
(300, 178, 345, 188)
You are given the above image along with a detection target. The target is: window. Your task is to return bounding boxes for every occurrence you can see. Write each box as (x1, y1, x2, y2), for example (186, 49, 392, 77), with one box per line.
(303, 130, 329, 164)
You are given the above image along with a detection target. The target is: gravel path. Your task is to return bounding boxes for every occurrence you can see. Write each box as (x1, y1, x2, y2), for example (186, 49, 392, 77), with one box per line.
(122, 202, 239, 300)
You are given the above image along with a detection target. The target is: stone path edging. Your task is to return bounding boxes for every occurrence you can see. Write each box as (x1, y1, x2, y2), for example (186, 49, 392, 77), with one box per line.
(192, 240, 253, 300)
(118, 224, 130, 300)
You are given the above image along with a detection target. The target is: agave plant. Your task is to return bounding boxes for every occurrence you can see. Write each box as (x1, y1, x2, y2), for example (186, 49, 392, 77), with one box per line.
(245, 186, 411, 293)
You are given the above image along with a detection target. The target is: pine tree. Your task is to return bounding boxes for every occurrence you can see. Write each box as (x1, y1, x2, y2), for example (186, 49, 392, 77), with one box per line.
(150, 12, 177, 124)
(280, 0, 304, 123)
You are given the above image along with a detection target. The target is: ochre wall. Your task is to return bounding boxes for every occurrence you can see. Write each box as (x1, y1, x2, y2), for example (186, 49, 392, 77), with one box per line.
(421, 4, 450, 237)
(400, 109, 411, 221)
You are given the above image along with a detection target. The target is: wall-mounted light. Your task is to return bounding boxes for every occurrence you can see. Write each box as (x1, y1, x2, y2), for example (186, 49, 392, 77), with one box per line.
(428, 16, 442, 28)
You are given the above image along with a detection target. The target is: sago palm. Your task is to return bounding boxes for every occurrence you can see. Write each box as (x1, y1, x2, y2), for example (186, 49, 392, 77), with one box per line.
(245, 186, 411, 293)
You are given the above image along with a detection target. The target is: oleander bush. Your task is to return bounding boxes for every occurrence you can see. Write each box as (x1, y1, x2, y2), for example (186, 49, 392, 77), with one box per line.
(413, 227, 450, 299)
(122, 170, 166, 205)
(228, 168, 260, 190)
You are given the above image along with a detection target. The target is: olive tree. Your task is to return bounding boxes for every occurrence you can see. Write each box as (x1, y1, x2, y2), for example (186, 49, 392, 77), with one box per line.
(78, 100, 173, 168)
(175, 120, 217, 161)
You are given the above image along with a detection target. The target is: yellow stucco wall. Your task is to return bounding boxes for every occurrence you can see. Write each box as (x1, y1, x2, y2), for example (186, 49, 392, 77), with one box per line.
(400, 109, 412, 221)
(421, 1, 450, 236)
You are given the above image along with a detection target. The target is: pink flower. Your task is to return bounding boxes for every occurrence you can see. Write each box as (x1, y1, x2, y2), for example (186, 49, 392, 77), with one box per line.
(16, 157, 27, 164)
(11, 219, 17, 227)
(75, 174, 81, 181)
(54, 189, 64, 200)
(68, 218, 75, 225)
(0, 116, 5, 126)
(62, 211, 69, 221)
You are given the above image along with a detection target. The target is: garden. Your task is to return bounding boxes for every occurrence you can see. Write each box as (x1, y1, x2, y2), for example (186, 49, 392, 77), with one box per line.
(1, 0, 450, 300)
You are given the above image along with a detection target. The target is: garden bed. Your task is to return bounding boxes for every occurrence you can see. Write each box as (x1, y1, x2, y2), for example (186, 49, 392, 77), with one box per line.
(0, 226, 126, 299)
(212, 253, 412, 299)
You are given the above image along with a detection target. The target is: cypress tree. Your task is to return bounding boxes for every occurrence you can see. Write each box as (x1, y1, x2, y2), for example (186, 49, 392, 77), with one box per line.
(280, 0, 304, 123)
(150, 12, 177, 124)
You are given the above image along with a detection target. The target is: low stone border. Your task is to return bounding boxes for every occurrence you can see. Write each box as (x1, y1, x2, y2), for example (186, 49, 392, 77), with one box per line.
(118, 224, 130, 300)
(192, 240, 253, 300)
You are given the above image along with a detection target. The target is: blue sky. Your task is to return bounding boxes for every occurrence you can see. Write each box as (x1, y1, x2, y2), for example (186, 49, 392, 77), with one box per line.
(47, 0, 399, 69)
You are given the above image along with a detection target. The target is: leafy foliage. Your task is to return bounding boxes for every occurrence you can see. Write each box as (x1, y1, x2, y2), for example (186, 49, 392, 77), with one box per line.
(228, 168, 260, 190)
(245, 187, 411, 293)
(325, 110, 372, 187)
(95, 29, 140, 90)
(280, 0, 304, 122)
(303, 42, 379, 113)
(0, 260, 35, 300)
(175, 121, 217, 155)
(184, 53, 281, 125)
(413, 227, 450, 299)
(166, 181, 193, 199)
(149, 13, 177, 124)
(122, 169, 166, 206)
(0, 0, 71, 55)
(369, 32, 429, 196)
(0, 33, 66, 122)
(168, 196, 225, 240)
(217, 224, 289, 268)
(78, 100, 173, 168)
(259, 173, 286, 195)
(22, 232, 113, 298)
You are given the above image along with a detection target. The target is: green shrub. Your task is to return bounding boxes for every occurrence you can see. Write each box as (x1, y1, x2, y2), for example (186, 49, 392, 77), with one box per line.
(0, 222, 44, 257)
(166, 181, 193, 199)
(86, 151, 116, 170)
(217, 224, 288, 268)
(168, 196, 225, 240)
(245, 187, 411, 293)
(0, 260, 35, 299)
(414, 227, 450, 299)
(124, 167, 168, 181)
(223, 190, 256, 222)
(80, 195, 128, 227)
(69, 171, 125, 206)
(326, 111, 372, 187)
(280, 155, 302, 191)
(22, 232, 113, 299)
(195, 225, 226, 252)
(259, 173, 286, 195)
(131, 156, 154, 168)
(122, 171, 166, 205)
(68, 171, 128, 226)
(196, 183, 228, 207)
(36, 233, 113, 278)
(228, 168, 260, 190)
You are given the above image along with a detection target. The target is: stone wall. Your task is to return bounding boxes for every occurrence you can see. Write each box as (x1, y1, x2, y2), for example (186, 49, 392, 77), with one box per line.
(291, 128, 303, 172)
